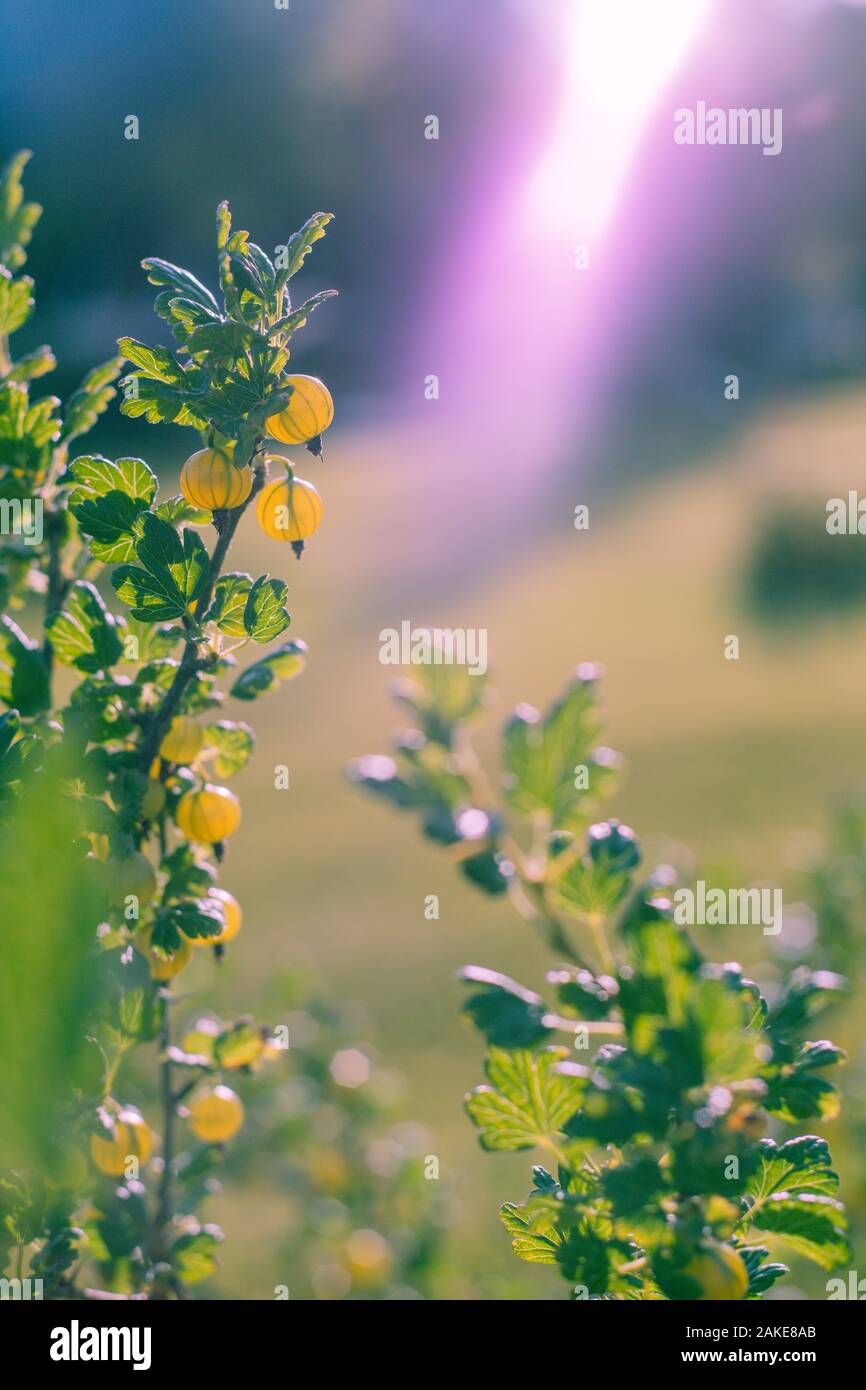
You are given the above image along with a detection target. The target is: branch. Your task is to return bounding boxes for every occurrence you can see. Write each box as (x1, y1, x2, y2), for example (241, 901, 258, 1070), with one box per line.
(136, 452, 266, 774)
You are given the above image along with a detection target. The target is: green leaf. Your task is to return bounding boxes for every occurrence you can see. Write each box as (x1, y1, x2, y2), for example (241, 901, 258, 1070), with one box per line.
(276, 212, 334, 288)
(750, 1193, 849, 1269)
(549, 966, 617, 1022)
(745, 1135, 840, 1209)
(499, 1192, 617, 1290)
(464, 1046, 585, 1152)
(0, 268, 34, 334)
(67, 453, 158, 559)
(459, 849, 515, 896)
(112, 514, 209, 622)
(242, 575, 290, 644)
(764, 1040, 846, 1123)
(67, 454, 157, 506)
(0, 709, 38, 805)
(203, 720, 254, 778)
(46, 581, 123, 674)
(170, 1224, 223, 1283)
(768, 967, 847, 1040)
(6, 344, 55, 382)
(152, 896, 225, 951)
(60, 357, 123, 445)
(0, 150, 41, 271)
(499, 1198, 561, 1265)
(230, 639, 307, 701)
(118, 375, 208, 428)
(214, 1024, 264, 1070)
(140, 258, 220, 316)
(117, 338, 185, 385)
(73, 491, 146, 563)
(153, 493, 212, 528)
(208, 572, 252, 637)
(739, 1245, 790, 1295)
(502, 668, 615, 832)
(161, 844, 216, 902)
(459, 965, 552, 1048)
(600, 1156, 665, 1218)
(0, 614, 50, 714)
(273, 289, 339, 338)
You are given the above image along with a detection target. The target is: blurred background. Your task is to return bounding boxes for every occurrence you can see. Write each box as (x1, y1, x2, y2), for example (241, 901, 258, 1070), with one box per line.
(4, 0, 866, 1297)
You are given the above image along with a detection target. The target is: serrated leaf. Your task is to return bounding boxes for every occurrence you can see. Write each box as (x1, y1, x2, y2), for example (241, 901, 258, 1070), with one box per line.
(112, 514, 209, 622)
(464, 1046, 585, 1152)
(46, 581, 122, 674)
(230, 639, 307, 701)
(750, 1193, 849, 1269)
(203, 720, 254, 777)
(459, 965, 551, 1047)
(273, 289, 339, 338)
(119, 376, 208, 428)
(60, 357, 123, 444)
(71, 492, 147, 563)
(745, 1135, 840, 1208)
(0, 614, 50, 714)
(0, 709, 38, 804)
(243, 575, 290, 643)
(0, 269, 34, 334)
(764, 1040, 846, 1123)
(0, 150, 41, 270)
(118, 337, 185, 385)
(208, 572, 251, 637)
(153, 494, 212, 527)
(152, 896, 225, 951)
(502, 670, 613, 832)
(161, 844, 216, 902)
(140, 258, 220, 316)
(275, 212, 333, 291)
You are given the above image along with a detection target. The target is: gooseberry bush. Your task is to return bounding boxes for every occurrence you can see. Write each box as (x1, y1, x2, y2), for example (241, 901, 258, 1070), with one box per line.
(351, 664, 851, 1299)
(0, 150, 337, 1297)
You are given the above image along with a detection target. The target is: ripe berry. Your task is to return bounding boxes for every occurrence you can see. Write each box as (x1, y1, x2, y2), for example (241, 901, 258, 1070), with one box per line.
(180, 446, 253, 511)
(265, 375, 333, 445)
(176, 784, 241, 844)
(90, 1107, 151, 1177)
(256, 474, 323, 547)
(188, 1084, 244, 1143)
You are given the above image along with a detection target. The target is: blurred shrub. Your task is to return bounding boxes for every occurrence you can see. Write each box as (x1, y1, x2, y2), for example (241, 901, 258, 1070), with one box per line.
(746, 503, 866, 621)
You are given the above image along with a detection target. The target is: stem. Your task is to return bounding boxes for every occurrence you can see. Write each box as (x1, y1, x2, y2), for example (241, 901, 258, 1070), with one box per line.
(153, 992, 174, 1251)
(41, 506, 70, 678)
(452, 726, 586, 964)
(587, 912, 616, 973)
(137, 453, 265, 774)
